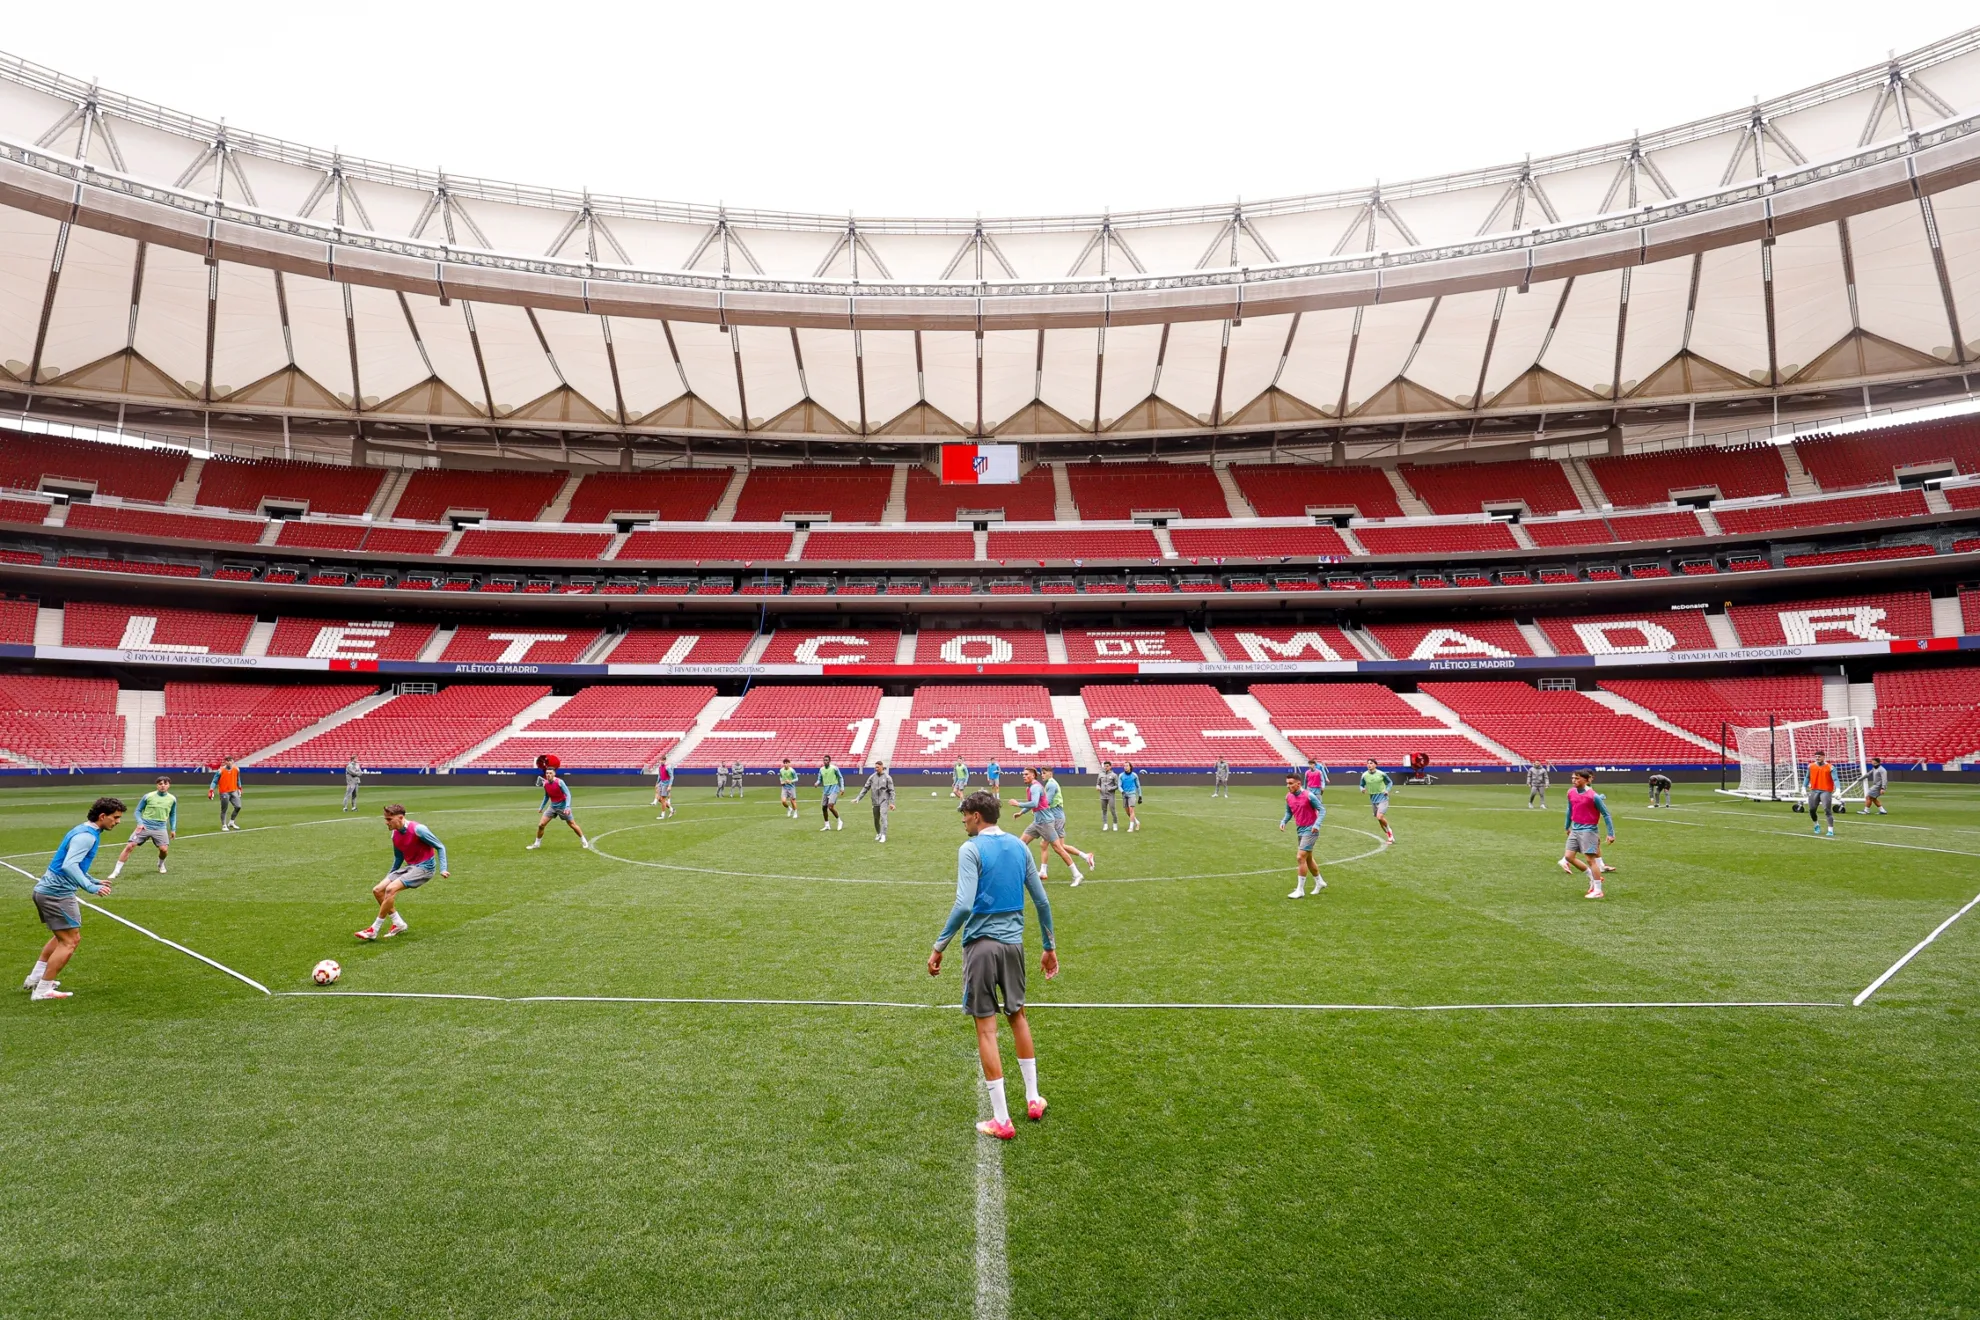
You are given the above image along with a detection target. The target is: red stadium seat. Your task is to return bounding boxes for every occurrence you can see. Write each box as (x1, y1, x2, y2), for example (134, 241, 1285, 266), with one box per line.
(394, 469, 566, 522)
(678, 684, 884, 769)
(158, 683, 374, 765)
(0, 430, 187, 502)
(1727, 591, 1933, 646)
(563, 471, 732, 523)
(913, 629, 1052, 667)
(618, 530, 793, 562)
(266, 617, 437, 661)
(62, 602, 255, 655)
(1210, 625, 1363, 663)
(261, 684, 551, 768)
(1793, 417, 1980, 492)
(1353, 522, 1520, 555)
(904, 466, 1058, 522)
(1419, 681, 1713, 763)
(756, 629, 902, 665)
(1079, 683, 1278, 768)
(0, 674, 124, 767)
(464, 685, 717, 770)
(1397, 459, 1581, 515)
(1713, 490, 1926, 536)
(607, 629, 758, 664)
(452, 529, 614, 560)
(439, 626, 602, 664)
(1586, 444, 1788, 507)
(1536, 608, 1719, 655)
(196, 456, 383, 515)
(891, 685, 1066, 768)
(733, 468, 892, 522)
(801, 530, 976, 562)
(1598, 677, 1826, 746)
(1365, 620, 1531, 660)
(1168, 525, 1352, 560)
(986, 528, 1161, 561)
(1063, 463, 1229, 519)
(1062, 628, 1204, 662)
(1869, 666, 1980, 762)
(1228, 464, 1403, 518)
(64, 503, 265, 544)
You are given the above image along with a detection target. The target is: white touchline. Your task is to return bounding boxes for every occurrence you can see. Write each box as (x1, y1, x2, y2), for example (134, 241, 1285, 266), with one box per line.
(1853, 890, 1980, 1007)
(0, 855, 270, 996)
(273, 991, 1842, 1012)
(975, 1085, 1011, 1320)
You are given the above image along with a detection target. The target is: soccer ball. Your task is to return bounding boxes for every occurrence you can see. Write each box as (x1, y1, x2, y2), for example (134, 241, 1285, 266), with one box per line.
(932, 790, 939, 797)
(312, 959, 341, 986)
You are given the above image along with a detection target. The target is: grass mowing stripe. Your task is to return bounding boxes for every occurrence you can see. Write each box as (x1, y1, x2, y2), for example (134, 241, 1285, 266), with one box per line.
(1853, 889, 1980, 1006)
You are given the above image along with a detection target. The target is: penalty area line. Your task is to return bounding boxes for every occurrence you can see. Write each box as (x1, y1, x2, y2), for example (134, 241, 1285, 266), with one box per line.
(1853, 889, 1980, 1007)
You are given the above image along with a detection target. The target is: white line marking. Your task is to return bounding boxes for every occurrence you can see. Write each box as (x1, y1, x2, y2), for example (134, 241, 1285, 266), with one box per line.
(281, 991, 939, 1008)
(272, 991, 1840, 1012)
(974, 1087, 1011, 1320)
(0, 855, 269, 996)
(1853, 890, 1980, 1006)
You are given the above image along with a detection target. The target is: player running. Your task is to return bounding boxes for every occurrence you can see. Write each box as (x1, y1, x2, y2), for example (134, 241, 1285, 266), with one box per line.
(22, 796, 124, 1001)
(108, 777, 176, 878)
(1558, 770, 1616, 899)
(652, 759, 676, 818)
(779, 759, 800, 818)
(356, 804, 449, 940)
(928, 789, 1058, 1139)
(1118, 763, 1142, 831)
(343, 757, 366, 812)
(1807, 752, 1838, 837)
(1011, 768, 1094, 886)
(1212, 758, 1230, 798)
(985, 759, 1002, 792)
(816, 755, 845, 831)
(528, 756, 595, 851)
(1647, 773, 1674, 809)
(1360, 759, 1396, 843)
(1096, 761, 1121, 831)
(1526, 762, 1550, 808)
(1279, 773, 1327, 898)
(952, 759, 972, 798)
(209, 758, 244, 831)
(854, 759, 896, 842)
(1860, 757, 1888, 814)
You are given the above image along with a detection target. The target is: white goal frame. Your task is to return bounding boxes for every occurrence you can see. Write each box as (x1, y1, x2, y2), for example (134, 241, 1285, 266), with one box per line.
(1717, 716, 1868, 803)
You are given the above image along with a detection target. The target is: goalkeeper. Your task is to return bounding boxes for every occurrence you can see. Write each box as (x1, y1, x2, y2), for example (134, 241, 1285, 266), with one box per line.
(1806, 753, 1838, 837)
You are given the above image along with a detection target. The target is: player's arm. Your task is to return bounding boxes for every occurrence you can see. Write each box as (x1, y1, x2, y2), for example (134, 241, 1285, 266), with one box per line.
(414, 824, 449, 874)
(62, 835, 103, 893)
(1024, 855, 1058, 978)
(167, 798, 178, 834)
(929, 846, 980, 971)
(1596, 794, 1615, 839)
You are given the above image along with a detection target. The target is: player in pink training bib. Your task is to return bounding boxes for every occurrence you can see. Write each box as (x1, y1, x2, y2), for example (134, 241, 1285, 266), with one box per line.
(1558, 770, 1616, 900)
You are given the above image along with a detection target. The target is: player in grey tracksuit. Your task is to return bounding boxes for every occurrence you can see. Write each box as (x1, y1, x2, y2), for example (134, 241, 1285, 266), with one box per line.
(1860, 758, 1889, 814)
(1212, 758, 1230, 798)
(854, 761, 896, 841)
(1526, 763, 1550, 808)
(714, 763, 731, 797)
(343, 758, 365, 811)
(729, 762, 746, 798)
(1096, 763, 1122, 830)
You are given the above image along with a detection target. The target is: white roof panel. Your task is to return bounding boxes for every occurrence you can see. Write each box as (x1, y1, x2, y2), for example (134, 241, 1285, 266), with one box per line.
(1849, 200, 1953, 356)
(605, 316, 686, 420)
(211, 263, 289, 397)
(132, 242, 209, 395)
(1686, 243, 1769, 383)
(38, 226, 135, 380)
(1768, 224, 1855, 378)
(1095, 322, 1166, 425)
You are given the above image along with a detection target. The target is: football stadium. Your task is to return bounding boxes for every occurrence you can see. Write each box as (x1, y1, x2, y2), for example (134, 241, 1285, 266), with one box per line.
(5, 17, 1980, 1317)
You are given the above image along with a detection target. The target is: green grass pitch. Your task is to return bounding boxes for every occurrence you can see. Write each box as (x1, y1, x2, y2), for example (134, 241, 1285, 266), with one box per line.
(3, 777, 1976, 1318)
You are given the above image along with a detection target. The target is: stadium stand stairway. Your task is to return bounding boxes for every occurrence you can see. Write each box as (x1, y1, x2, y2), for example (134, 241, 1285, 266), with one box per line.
(1221, 692, 1305, 765)
(239, 690, 392, 763)
(1393, 691, 1521, 763)
(117, 689, 162, 765)
(1578, 689, 1726, 753)
(447, 693, 572, 770)
(664, 695, 743, 767)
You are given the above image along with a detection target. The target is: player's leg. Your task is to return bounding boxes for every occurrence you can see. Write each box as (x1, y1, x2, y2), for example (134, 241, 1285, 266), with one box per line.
(1583, 844, 1605, 897)
(529, 811, 551, 847)
(1050, 838, 1085, 886)
(33, 927, 81, 995)
(1008, 1007, 1044, 1120)
(567, 812, 593, 849)
(25, 930, 62, 989)
(359, 874, 410, 938)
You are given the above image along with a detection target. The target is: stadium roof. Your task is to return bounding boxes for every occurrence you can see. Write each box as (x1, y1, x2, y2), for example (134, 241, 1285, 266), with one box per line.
(1, 31, 1979, 450)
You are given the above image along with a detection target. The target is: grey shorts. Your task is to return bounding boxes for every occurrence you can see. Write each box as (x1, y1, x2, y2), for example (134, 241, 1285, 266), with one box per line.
(219, 791, 242, 810)
(128, 821, 171, 850)
(961, 937, 1026, 1018)
(1565, 826, 1601, 855)
(385, 863, 436, 890)
(1024, 813, 1064, 843)
(1295, 825, 1320, 853)
(542, 802, 573, 820)
(1808, 789, 1834, 815)
(33, 891, 81, 931)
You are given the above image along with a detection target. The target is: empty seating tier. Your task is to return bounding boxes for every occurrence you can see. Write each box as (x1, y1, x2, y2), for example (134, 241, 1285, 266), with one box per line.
(1598, 677, 1826, 746)
(394, 469, 567, 522)
(0, 674, 124, 767)
(1366, 620, 1532, 660)
(891, 685, 1064, 768)
(1353, 522, 1519, 555)
(1210, 625, 1364, 664)
(757, 630, 902, 665)
(63, 602, 256, 655)
(0, 597, 35, 644)
(1604, 511, 1708, 543)
(59, 556, 200, 577)
(452, 529, 614, 560)
(733, 468, 893, 523)
(266, 617, 437, 661)
(1228, 464, 1403, 519)
(439, 626, 603, 664)
(1869, 666, 1980, 763)
(1168, 525, 1351, 560)
(1586, 445, 1788, 507)
(1062, 627, 1204, 663)
(1419, 681, 1712, 764)
(0, 431, 188, 502)
(904, 467, 1058, 522)
(1064, 463, 1229, 519)
(1249, 682, 1448, 728)
(1398, 459, 1581, 515)
(986, 528, 1161, 561)
(617, 530, 793, 562)
(679, 684, 883, 769)
(196, 456, 383, 515)
(1727, 591, 1933, 646)
(157, 683, 371, 766)
(261, 684, 550, 769)
(1713, 490, 1927, 536)
(913, 629, 1052, 666)
(1536, 608, 1719, 655)
(1079, 683, 1277, 768)
(801, 530, 976, 562)
(563, 471, 733, 523)
(64, 503, 266, 544)
(0, 496, 50, 524)
(463, 684, 717, 771)
(1794, 417, 1980, 492)
(606, 629, 758, 664)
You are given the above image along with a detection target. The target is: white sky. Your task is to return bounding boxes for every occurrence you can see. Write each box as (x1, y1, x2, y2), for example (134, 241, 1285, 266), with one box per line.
(5, 1, 1976, 217)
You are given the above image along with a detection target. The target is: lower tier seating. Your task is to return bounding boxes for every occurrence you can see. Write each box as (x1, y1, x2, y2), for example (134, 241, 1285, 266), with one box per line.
(677, 685, 884, 769)
(261, 685, 550, 768)
(1079, 684, 1278, 767)
(1419, 681, 1714, 763)
(157, 683, 371, 766)
(890, 685, 1066, 768)
(0, 675, 124, 767)
(1598, 677, 1827, 746)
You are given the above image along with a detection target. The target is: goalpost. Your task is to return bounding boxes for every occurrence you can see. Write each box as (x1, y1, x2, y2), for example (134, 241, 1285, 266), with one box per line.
(1717, 715, 1868, 803)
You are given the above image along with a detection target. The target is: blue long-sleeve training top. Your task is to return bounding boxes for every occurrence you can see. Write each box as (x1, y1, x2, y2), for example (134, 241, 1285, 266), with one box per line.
(34, 822, 105, 897)
(934, 826, 1054, 952)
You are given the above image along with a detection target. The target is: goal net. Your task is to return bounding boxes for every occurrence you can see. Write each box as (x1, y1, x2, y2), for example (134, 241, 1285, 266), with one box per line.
(1718, 716, 1868, 802)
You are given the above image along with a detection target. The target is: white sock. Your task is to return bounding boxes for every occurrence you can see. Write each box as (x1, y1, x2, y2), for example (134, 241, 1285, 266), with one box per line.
(108, 861, 123, 878)
(1070, 867, 1084, 884)
(985, 1077, 1010, 1124)
(29, 960, 46, 983)
(390, 912, 407, 928)
(1017, 1056, 1039, 1103)
(370, 916, 388, 933)
(1082, 851, 1095, 865)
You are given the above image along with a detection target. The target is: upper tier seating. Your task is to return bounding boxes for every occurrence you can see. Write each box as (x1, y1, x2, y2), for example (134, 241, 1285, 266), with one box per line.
(1168, 525, 1352, 560)
(678, 684, 884, 768)
(1598, 677, 1826, 746)
(156, 683, 371, 766)
(1228, 464, 1403, 518)
(1586, 445, 1788, 507)
(1419, 681, 1713, 763)
(63, 602, 256, 655)
(0, 597, 35, 644)
(562, 471, 732, 523)
(986, 528, 1162, 561)
(1079, 683, 1278, 767)
(1781, 545, 1935, 569)
(0, 431, 187, 502)
(1062, 627, 1204, 663)
(266, 617, 437, 661)
(64, 503, 265, 544)
(904, 467, 1059, 522)
(452, 529, 614, 560)
(912, 629, 1052, 667)
(1868, 666, 1980, 763)
(1604, 511, 1709, 542)
(262, 684, 550, 768)
(1210, 625, 1364, 663)
(757, 630, 901, 665)
(0, 495, 50, 525)
(0, 674, 124, 767)
(196, 456, 383, 515)
(439, 626, 602, 664)
(1793, 416, 1980, 491)
(1713, 490, 1927, 536)
(394, 469, 566, 522)
(1064, 463, 1229, 519)
(1522, 517, 1615, 547)
(617, 530, 793, 562)
(605, 629, 758, 664)
(733, 468, 892, 522)
(1365, 620, 1532, 660)
(1727, 591, 1934, 646)
(1536, 608, 1719, 655)
(1398, 460, 1581, 515)
(275, 521, 451, 555)
(891, 685, 1065, 768)
(801, 530, 976, 562)
(59, 556, 201, 577)
(1353, 522, 1520, 555)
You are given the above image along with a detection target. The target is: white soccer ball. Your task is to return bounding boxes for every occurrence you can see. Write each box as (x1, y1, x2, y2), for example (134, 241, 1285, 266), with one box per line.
(932, 790, 940, 797)
(312, 959, 341, 986)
